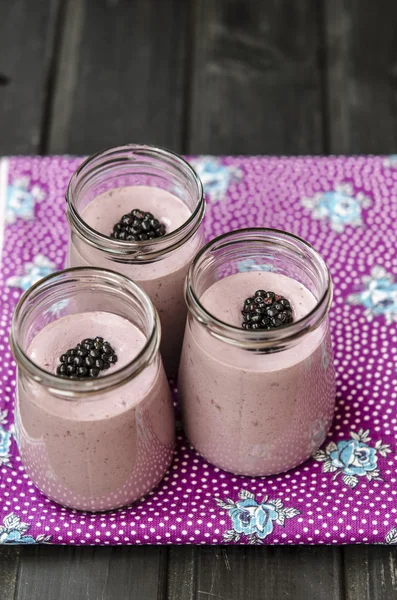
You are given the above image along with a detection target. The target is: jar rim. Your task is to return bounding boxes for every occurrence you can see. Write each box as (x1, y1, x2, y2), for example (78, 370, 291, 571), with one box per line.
(10, 267, 161, 398)
(66, 144, 205, 260)
(185, 228, 333, 350)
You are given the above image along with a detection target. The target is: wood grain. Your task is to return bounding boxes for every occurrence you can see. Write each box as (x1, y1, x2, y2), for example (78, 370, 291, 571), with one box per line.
(343, 546, 397, 600)
(188, 0, 324, 155)
(168, 546, 343, 600)
(2, 2, 397, 599)
(325, 2, 397, 598)
(14, 545, 167, 600)
(0, 74, 11, 86)
(8, 2, 190, 599)
(0, 0, 61, 154)
(0, 547, 19, 600)
(325, 0, 397, 154)
(179, 2, 343, 598)
(46, 0, 190, 155)
(168, 547, 196, 600)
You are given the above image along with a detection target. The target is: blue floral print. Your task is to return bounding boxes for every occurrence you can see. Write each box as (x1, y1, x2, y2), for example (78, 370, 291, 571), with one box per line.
(6, 176, 46, 224)
(386, 528, 397, 545)
(313, 429, 391, 489)
(348, 266, 397, 324)
(307, 417, 329, 455)
(190, 157, 242, 202)
(0, 410, 13, 468)
(6, 255, 55, 291)
(321, 342, 331, 372)
(237, 259, 275, 273)
(215, 489, 300, 544)
(383, 155, 397, 168)
(229, 497, 278, 538)
(329, 440, 377, 476)
(45, 299, 69, 318)
(301, 183, 371, 232)
(0, 513, 51, 545)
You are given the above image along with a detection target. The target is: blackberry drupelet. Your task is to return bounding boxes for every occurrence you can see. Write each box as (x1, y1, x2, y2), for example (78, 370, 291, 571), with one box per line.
(241, 290, 293, 330)
(110, 209, 166, 241)
(56, 337, 118, 379)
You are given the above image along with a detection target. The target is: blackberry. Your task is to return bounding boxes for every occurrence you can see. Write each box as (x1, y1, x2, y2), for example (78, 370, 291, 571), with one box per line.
(56, 337, 118, 379)
(241, 290, 293, 331)
(110, 209, 166, 241)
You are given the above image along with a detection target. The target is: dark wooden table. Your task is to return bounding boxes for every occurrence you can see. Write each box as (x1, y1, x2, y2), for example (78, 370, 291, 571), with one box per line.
(1, 1, 397, 598)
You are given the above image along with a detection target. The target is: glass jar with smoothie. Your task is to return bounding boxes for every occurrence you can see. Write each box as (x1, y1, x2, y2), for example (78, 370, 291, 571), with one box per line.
(10, 267, 175, 511)
(66, 144, 205, 376)
(179, 228, 336, 477)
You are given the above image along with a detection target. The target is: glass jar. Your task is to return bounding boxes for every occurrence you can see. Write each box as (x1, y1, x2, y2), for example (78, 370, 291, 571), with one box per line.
(10, 267, 175, 511)
(66, 144, 205, 376)
(178, 228, 335, 477)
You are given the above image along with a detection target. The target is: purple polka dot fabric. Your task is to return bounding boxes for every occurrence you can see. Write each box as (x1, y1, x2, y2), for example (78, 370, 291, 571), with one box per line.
(1, 154, 397, 546)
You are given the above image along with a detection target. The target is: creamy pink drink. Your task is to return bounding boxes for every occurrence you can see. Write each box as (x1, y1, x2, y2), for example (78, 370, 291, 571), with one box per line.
(11, 269, 175, 511)
(68, 186, 200, 375)
(178, 229, 336, 477)
(66, 145, 205, 376)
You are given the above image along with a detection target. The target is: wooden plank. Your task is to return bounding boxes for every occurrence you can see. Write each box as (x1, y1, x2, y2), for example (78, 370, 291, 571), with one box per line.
(175, 1, 343, 599)
(0, 1, 60, 595)
(46, 0, 190, 155)
(343, 546, 397, 600)
(11, 1, 190, 599)
(14, 545, 167, 600)
(188, 0, 324, 155)
(0, 547, 19, 600)
(168, 547, 196, 600)
(325, 0, 397, 154)
(0, 74, 11, 86)
(0, 0, 61, 154)
(168, 546, 344, 600)
(325, 2, 397, 597)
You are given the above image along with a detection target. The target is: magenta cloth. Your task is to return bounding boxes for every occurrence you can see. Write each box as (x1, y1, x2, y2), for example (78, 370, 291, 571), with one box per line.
(1, 155, 397, 547)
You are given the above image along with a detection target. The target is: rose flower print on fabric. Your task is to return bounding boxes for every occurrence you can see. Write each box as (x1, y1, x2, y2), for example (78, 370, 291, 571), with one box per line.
(301, 183, 371, 232)
(6, 255, 55, 291)
(215, 490, 300, 544)
(385, 528, 397, 545)
(6, 176, 46, 224)
(348, 265, 397, 324)
(190, 156, 243, 202)
(0, 410, 13, 468)
(313, 429, 391, 489)
(237, 258, 275, 273)
(0, 513, 51, 545)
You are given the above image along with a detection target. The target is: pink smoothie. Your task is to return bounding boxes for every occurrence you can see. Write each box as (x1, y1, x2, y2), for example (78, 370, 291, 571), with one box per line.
(15, 311, 175, 511)
(67, 186, 203, 375)
(178, 271, 335, 476)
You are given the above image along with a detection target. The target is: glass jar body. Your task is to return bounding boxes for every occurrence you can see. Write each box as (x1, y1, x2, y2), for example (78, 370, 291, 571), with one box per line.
(178, 229, 336, 476)
(15, 354, 174, 511)
(66, 145, 205, 376)
(68, 228, 204, 377)
(11, 268, 175, 511)
(179, 315, 335, 476)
